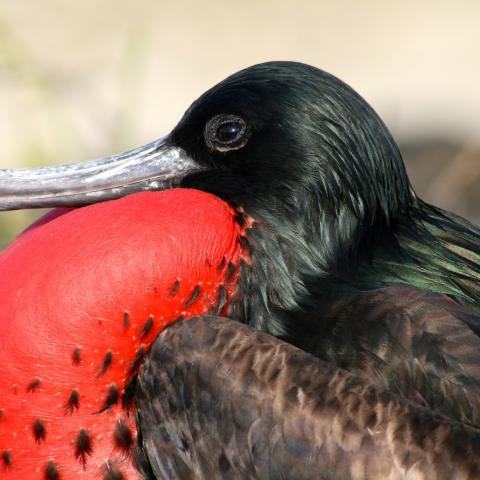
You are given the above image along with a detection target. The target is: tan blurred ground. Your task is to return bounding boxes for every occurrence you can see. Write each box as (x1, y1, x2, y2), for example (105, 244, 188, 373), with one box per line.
(0, 0, 479, 246)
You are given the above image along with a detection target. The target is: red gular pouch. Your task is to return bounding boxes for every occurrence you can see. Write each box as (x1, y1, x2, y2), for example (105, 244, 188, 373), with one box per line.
(0, 188, 246, 480)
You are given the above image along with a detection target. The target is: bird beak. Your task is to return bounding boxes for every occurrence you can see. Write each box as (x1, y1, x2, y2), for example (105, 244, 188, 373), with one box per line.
(0, 136, 202, 211)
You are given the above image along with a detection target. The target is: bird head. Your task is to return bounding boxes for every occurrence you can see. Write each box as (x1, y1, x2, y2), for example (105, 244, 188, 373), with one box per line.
(1, 61, 412, 274)
(173, 61, 413, 275)
(176, 62, 410, 222)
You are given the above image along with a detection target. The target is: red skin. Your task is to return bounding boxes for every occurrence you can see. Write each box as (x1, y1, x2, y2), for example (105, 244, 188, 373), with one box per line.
(0, 189, 244, 479)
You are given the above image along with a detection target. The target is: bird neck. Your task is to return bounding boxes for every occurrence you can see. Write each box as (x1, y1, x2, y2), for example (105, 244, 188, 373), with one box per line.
(358, 199, 480, 307)
(232, 198, 480, 335)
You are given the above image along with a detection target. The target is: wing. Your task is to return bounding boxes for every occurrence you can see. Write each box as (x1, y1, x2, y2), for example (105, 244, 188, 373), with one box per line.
(135, 316, 480, 480)
(280, 285, 480, 426)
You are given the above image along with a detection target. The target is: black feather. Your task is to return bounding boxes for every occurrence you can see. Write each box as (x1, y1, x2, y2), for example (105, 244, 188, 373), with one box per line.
(95, 384, 119, 413)
(140, 316, 154, 339)
(169, 279, 180, 297)
(74, 428, 93, 468)
(183, 285, 201, 307)
(44, 460, 59, 480)
(26, 378, 41, 392)
(97, 350, 113, 377)
(1, 450, 12, 468)
(113, 417, 134, 454)
(64, 388, 80, 414)
(123, 312, 130, 330)
(128, 347, 146, 379)
(122, 376, 137, 411)
(72, 346, 81, 365)
(33, 418, 46, 443)
(234, 210, 247, 227)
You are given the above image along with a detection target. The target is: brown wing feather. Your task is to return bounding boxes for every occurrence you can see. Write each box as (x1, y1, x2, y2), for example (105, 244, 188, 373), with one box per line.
(135, 315, 480, 480)
(298, 285, 480, 426)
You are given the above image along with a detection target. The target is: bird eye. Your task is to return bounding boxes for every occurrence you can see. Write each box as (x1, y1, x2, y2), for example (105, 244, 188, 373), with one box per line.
(204, 114, 249, 152)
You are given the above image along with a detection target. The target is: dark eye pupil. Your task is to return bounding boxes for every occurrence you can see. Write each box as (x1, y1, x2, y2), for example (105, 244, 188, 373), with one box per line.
(216, 121, 242, 143)
(205, 114, 248, 151)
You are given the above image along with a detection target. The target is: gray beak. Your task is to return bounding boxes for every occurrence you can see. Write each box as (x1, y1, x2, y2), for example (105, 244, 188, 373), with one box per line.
(0, 136, 201, 211)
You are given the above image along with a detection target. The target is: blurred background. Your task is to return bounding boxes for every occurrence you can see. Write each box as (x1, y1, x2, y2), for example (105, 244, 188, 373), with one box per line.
(0, 0, 479, 248)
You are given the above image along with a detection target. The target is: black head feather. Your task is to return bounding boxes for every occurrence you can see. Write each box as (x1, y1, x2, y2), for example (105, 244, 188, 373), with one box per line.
(175, 62, 411, 271)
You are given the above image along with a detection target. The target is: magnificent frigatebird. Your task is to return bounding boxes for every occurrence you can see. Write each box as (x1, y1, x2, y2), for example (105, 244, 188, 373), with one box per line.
(1, 61, 480, 479)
